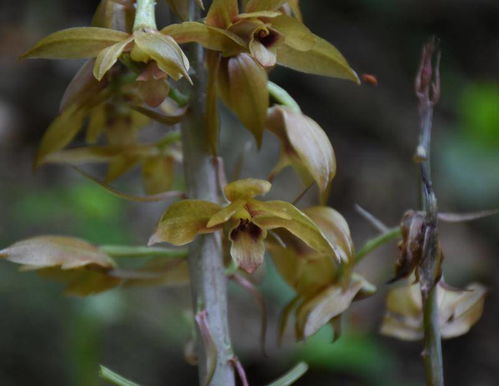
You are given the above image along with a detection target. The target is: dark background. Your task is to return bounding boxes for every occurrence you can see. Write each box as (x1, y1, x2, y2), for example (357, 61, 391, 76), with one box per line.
(1, 0, 498, 385)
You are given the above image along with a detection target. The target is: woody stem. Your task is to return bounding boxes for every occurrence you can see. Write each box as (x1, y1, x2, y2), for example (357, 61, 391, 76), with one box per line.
(181, 1, 235, 385)
(133, 0, 158, 31)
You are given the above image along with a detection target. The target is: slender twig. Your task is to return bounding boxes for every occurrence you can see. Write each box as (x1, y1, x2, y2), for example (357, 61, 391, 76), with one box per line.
(99, 245, 187, 259)
(414, 38, 444, 386)
(354, 227, 401, 264)
(267, 81, 301, 113)
(181, 2, 235, 385)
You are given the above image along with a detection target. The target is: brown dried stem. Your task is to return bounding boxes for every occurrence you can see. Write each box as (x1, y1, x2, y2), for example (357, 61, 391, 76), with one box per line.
(414, 38, 444, 386)
(181, 2, 235, 385)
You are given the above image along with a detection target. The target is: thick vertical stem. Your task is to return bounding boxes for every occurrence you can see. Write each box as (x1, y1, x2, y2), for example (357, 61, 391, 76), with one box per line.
(133, 0, 157, 31)
(414, 40, 444, 386)
(181, 2, 235, 386)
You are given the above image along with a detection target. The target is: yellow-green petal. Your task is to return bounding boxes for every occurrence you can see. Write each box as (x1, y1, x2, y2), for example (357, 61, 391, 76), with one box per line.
(22, 27, 130, 59)
(304, 206, 353, 263)
(206, 0, 239, 28)
(227, 53, 269, 145)
(269, 14, 315, 51)
(133, 31, 191, 82)
(267, 106, 336, 197)
(149, 200, 222, 246)
(252, 200, 336, 257)
(224, 178, 271, 201)
(161, 22, 245, 56)
(276, 35, 360, 83)
(93, 36, 133, 80)
(207, 200, 246, 228)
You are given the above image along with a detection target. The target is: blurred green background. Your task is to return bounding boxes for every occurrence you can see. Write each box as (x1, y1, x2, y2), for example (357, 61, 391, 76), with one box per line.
(0, 0, 498, 385)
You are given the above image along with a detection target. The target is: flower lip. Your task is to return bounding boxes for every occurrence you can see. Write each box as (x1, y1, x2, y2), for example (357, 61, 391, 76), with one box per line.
(230, 219, 263, 242)
(256, 27, 280, 48)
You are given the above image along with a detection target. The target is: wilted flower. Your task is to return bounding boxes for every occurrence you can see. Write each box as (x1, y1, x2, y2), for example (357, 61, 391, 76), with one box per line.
(149, 178, 338, 273)
(267, 206, 376, 340)
(266, 105, 336, 200)
(381, 280, 487, 340)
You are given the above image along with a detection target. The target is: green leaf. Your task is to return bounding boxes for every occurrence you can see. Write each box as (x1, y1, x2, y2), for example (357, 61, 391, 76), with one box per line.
(276, 35, 359, 83)
(133, 31, 191, 82)
(227, 53, 269, 145)
(224, 178, 272, 201)
(267, 106, 336, 197)
(266, 362, 309, 386)
(162, 22, 245, 55)
(0, 236, 115, 270)
(94, 36, 134, 80)
(99, 365, 140, 386)
(22, 27, 130, 59)
(149, 200, 222, 246)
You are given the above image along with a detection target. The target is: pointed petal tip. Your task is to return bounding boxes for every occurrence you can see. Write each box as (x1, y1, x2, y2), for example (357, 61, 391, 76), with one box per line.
(147, 234, 160, 246)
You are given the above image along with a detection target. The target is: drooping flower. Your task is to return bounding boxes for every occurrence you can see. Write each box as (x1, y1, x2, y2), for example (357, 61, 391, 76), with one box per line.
(267, 206, 376, 340)
(148, 179, 339, 273)
(266, 105, 336, 201)
(163, 0, 360, 146)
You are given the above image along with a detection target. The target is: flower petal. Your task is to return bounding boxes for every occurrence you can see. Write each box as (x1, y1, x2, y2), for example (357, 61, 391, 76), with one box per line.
(245, 0, 288, 12)
(206, 0, 239, 28)
(251, 200, 337, 258)
(93, 36, 134, 80)
(227, 53, 269, 145)
(224, 178, 271, 201)
(133, 31, 191, 82)
(207, 200, 246, 228)
(304, 206, 353, 263)
(229, 221, 267, 273)
(267, 106, 336, 197)
(161, 22, 245, 56)
(268, 14, 315, 51)
(295, 275, 370, 339)
(21, 27, 130, 59)
(35, 104, 88, 166)
(276, 35, 360, 83)
(0, 236, 115, 270)
(149, 200, 222, 246)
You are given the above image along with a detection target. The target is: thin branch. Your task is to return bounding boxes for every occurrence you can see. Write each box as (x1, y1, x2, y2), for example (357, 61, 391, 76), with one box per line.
(414, 38, 444, 386)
